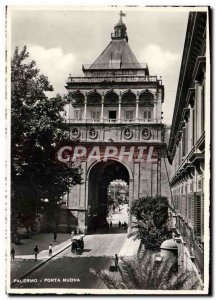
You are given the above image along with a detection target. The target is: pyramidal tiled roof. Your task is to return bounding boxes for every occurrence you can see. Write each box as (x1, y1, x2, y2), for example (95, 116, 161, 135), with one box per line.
(90, 39, 141, 70)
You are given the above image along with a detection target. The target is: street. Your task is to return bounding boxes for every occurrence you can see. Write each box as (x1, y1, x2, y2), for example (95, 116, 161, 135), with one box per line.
(12, 233, 127, 289)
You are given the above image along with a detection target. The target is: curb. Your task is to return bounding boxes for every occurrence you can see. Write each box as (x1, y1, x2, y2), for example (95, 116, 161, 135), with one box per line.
(11, 241, 72, 286)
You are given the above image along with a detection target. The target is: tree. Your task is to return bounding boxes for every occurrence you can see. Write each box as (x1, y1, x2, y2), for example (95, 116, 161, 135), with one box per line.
(11, 46, 82, 239)
(131, 196, 170, 228)
(129, 196, 172, 250)
(93, 252, 202, 290)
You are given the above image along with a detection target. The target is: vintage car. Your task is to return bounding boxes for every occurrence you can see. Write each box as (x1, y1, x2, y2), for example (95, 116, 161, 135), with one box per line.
(71, 234, 85, 254)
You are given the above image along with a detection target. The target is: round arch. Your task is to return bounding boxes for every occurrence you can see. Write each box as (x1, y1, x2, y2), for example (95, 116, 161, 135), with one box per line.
(86, 157, 133, 181)
(121, 90, 136, 106)
(104, 91, 119, 106)
(139, 90, 154, 107)
(121, 89, 137, 97)
(87, 91, 102, 106)
(68, 91, 85, 106)
(86, 158, 133, 231)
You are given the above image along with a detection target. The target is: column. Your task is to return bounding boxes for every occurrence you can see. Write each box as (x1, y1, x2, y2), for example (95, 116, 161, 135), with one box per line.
(135, 96, 139, 122)
(84, 95, 87, 122)
(195, 80, 202, 141)
(153, 101, 157, 121)
(118, 96, 121, 123)
(101, 95, 104, 123)
(194, 80, 199, 144)
(157, 91, 162, 123)
(128, 178, 134, 233)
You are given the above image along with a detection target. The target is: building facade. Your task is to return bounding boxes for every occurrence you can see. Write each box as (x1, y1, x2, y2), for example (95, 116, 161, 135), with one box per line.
(62, 13, 171, 233)
(167, 12, 208, 278)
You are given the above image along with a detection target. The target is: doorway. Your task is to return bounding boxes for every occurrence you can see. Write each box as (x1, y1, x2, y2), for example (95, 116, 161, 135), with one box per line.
(88, 160, 130, 232)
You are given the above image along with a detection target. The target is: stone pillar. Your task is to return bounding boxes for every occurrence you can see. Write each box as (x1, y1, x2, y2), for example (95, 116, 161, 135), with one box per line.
(158, 239, 178, 271)
(157, 91, 162, 123)
(153, 101, 157, 122)
(128, 178, 134, 233)
(195, 80, 202, 141)
(118, 97, 121, 123)
(194, 80, 200, 144)
(84, 95, 87, 122)
(101, 96, 104, 123)
(135, 96, 139, 122)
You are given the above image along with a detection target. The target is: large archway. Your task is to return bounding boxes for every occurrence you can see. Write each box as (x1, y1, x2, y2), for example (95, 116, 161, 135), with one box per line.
(87, 160, 130, 231)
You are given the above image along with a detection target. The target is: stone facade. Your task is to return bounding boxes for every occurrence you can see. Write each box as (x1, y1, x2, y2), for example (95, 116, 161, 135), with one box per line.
(61, 14, 171, 233)
(167, 12, 208, 278)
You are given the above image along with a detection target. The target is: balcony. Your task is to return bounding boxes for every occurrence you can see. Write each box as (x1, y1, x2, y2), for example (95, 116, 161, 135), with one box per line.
(177, 218, 204, 278)
(65, 118, 161, 124)
(67, 75, 162, 85)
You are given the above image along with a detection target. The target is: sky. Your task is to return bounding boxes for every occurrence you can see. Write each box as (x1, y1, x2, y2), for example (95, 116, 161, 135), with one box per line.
(10, 7, 189, 125)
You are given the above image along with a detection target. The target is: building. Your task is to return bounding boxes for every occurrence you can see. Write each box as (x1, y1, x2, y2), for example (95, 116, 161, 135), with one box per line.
(167, 12, 208, 278)
(62, 12, 171, 232)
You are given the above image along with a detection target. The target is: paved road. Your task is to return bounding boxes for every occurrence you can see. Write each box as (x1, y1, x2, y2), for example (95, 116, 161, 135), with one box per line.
(12, 233, 126, 289)
(107, 204, 129, 225)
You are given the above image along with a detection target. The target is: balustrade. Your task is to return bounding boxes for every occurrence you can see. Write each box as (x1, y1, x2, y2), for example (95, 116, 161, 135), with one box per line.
(65, 118, 160, 124)
(67, 75, 161, 84)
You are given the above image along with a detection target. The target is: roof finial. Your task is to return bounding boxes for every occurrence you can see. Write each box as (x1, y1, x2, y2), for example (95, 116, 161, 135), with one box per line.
(119, 11, 126, 21)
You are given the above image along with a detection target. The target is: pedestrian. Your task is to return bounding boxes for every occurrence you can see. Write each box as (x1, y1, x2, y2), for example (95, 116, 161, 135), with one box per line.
(53, 231, 57, 242)
(11, 247, 15, 262)
(110, 221, 112, 228)
(33, 245, 39, 261)
(124, 221, 127, 229)
(114, 254, 119, 268)
(48, 244, 52, 256)
(71, 230, 75, 240)
(118, 221, 121, 228)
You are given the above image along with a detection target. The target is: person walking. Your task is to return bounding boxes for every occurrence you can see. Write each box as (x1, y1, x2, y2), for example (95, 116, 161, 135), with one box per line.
(110, 221, 112, 228)
(118, 221, 121, 228)
(114, 254, 119, 269)
(34, 245, 39, 261)
(71, 230, 75, 240)
(48, 244, 52, 256)
(11, 247, 15, 262)
(53, 231, 57, 242)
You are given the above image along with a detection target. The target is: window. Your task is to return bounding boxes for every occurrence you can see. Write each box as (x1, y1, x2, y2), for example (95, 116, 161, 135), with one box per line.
(74, 109, 83, 119)
(195, 194, 202, 239)
(91, 111, 100, 120)
(109, 111, 117, 120)
(143, 109, 153, 120)
(125, 111, 134, 120)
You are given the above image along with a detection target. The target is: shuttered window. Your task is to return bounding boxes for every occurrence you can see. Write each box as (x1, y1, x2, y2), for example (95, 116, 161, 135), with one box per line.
(91, 111, 100, 120)
(125, 111, 134, 120)
(74, 109, 83, 119)
(195, 194, 202, 239)
(143, 109, 152, 120)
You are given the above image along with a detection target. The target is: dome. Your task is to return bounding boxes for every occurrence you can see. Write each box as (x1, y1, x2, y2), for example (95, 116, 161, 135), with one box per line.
(114, 20, 126, 29)
(160, 239, 178, 251)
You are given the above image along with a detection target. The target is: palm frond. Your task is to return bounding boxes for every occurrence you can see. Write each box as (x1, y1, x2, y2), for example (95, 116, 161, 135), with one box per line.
(93, 252, 201, 291)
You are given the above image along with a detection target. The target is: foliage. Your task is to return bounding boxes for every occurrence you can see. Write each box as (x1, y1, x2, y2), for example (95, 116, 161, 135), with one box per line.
(93, 252, 202, 290)
(131, 196, 170, 228)
(129, 196, 172, 250)
(11, 46, 82, 236)
(129, 218, 172, 251)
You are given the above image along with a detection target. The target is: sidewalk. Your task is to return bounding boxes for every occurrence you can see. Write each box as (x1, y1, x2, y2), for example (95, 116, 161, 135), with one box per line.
(12, 233, 71, 255)
(10, 233, 71, 283)
(118, 236, 140, 257)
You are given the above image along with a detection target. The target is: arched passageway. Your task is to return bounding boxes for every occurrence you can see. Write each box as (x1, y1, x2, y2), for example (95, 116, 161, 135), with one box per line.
(88, 160, 130, 231)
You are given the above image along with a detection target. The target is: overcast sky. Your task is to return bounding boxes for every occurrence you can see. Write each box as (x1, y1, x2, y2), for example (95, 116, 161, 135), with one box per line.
(10, 7, 189, 124)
